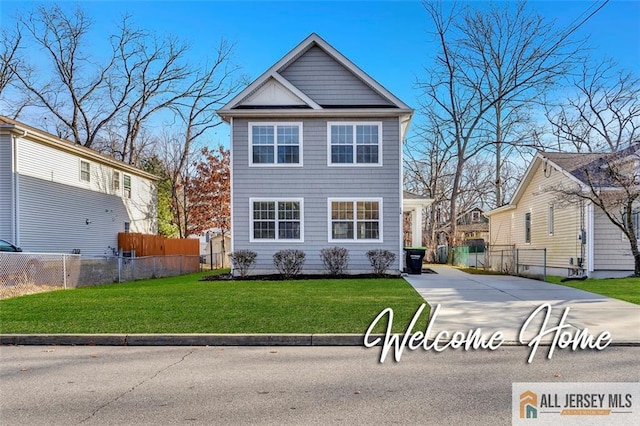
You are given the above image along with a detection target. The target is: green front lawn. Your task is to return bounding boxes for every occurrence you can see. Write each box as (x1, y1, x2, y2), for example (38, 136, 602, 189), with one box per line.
(547, 276, 640, 305)
(0, 272, 428, 334)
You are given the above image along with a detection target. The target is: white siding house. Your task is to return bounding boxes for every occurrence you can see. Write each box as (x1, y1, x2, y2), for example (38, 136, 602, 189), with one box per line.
(486, 151, 637, 278)
(217, 33, 420, 275)
(0, 116, 158, 256)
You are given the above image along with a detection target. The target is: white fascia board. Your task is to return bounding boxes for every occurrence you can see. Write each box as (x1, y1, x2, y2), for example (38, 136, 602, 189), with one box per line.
(218, 108, 413, 121)
(271, 73, 321, 109)
(542, 157, 589, 188)
(506, 154, 543, 207)
(484, 204, 516, 217)
(0, 122, 159, 181)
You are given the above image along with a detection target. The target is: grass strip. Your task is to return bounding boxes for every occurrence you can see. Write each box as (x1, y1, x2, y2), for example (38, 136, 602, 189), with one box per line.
(546, 275, 640, 305)
(0, 272, 428, 334)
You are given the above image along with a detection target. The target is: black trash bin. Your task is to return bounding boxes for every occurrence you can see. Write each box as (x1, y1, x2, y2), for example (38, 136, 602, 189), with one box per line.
(404, 248, 426, 274)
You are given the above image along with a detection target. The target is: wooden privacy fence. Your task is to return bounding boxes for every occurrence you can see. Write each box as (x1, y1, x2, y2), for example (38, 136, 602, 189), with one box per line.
(118, 233, 199, 257)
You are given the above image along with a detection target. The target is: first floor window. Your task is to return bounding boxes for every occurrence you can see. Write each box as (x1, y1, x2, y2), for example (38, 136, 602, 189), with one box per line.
(251, 199, 302, 241)
(548, 205, 554, 235)
(123, 174, 131, 199)
(330, 199, 381, 241)
(80, 160, 90, 182)
(525, 212, 531, 243)
(250, 123, 302, 165)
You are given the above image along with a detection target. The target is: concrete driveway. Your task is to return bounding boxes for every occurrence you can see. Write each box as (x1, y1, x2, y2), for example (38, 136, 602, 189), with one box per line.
(404, 266, 640, 345)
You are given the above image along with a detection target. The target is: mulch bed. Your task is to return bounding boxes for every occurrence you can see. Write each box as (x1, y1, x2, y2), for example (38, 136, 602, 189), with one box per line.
(200, 273, 402, 281)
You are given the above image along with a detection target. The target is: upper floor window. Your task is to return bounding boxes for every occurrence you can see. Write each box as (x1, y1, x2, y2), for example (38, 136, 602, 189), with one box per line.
(80, 160, 91, 182)
(249, 123, 302, 166)
(123, 174, 132, 199)
(250, 198, 303, 241)
(113, 171, 121, 192)
(329, 198, 382, 242)
(328, 122, 381, 166)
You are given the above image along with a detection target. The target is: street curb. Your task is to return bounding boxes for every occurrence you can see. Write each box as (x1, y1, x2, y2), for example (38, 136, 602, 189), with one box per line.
(2, 334, 639, 347)
(0, 334, 378, 347)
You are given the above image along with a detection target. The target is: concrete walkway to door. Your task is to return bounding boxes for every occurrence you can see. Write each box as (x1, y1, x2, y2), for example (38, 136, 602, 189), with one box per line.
(403, 266, 640, 345)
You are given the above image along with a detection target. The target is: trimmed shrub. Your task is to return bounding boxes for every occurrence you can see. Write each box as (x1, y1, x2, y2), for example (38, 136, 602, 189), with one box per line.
(320, 247, 349, 275)
(367, 249, 397, 275)
(273, 250, 306, 279)
(230, 250, 257, 277)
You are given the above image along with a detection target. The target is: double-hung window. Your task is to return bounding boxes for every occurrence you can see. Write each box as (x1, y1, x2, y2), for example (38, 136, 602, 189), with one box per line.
(251, 199, 303, 241)
(80, 160, 91, 182)
(328, 122, 381, 165)
(123, 174, 132, 199)
(525, 212, 531, 243)
(329, 199, 382, 242)
(250, 123, 302, 166)
(113, 171, 121, 193)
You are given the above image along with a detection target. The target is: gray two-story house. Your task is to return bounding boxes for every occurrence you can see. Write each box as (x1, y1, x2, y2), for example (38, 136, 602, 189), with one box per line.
(217, 33, 415, 275)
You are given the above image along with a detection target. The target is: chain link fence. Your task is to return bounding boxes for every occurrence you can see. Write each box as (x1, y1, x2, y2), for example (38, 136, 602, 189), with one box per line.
(485, 245, 547, 280)
(1, 253, 201, 299)
(451, 246, 486, 268)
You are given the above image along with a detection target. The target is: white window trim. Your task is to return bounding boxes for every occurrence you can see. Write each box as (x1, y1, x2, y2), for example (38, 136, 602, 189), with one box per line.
(248, 122, 303, 167)
(327, 197, 383, 243)
(525, 211, 532, 244)
(327, 121, 383, 167)
(113, 170, 121, 194)
(548, 204, 554, 236)
(80, 160, 91, 183)
(123, 174, 132, 199)
(249, 198, 304, 243)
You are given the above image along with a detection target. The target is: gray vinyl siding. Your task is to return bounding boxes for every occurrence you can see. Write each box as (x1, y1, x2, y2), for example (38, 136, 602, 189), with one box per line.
(17, 175, 130, 255)
(279, 46, 394, 107)
(232, 117, 401, 274)
(0, 133, 12, 240)
(7, 136, 156, 256)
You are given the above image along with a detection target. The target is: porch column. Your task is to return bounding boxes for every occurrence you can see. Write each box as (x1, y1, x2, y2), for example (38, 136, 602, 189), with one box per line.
(412, 208, 423, 247)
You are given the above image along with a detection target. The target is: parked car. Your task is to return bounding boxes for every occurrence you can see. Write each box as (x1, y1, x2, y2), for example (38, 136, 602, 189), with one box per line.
(0, 239, 42, 285)
(0, 239, 23, 252)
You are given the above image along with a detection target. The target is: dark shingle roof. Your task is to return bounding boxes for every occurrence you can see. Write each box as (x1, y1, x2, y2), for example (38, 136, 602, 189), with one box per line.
(541, 147, 639, 186)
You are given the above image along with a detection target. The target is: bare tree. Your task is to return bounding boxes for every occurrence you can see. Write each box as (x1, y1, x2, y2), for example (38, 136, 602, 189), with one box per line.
(415, 0, 583, 255)
(546, 63, 640, 275)
(546, 60, 640, 153)
(11, 4, 123, 146)
(0, 22, 33, 118)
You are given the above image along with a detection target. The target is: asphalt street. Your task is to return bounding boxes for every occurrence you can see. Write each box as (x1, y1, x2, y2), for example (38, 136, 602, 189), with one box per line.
(1, 345, 638, 425)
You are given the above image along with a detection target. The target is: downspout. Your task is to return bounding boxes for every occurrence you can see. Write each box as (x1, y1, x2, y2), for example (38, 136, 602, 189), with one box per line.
(11, 130, 26, 244)
(587, 201, 594, 277)
(398, 116, 404, 273)
(229, 117, 235, 275)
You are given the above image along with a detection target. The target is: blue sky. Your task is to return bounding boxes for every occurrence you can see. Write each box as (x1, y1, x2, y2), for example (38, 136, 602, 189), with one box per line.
(1, 0, 639, 145)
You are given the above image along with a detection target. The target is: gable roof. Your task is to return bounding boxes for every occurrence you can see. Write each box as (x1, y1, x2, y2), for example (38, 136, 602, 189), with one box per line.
(217, 33, 412, 121)
(0, 115, 159, 181)
(485, 147, 639, 216)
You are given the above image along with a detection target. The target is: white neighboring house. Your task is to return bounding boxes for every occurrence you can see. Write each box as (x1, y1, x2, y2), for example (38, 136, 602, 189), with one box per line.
(0, 116, 159, 256)
(485, 150, 638, 278)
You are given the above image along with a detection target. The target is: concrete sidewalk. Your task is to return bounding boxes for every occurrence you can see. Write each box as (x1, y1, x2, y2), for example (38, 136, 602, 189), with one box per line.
(404, 266, 640, 344)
